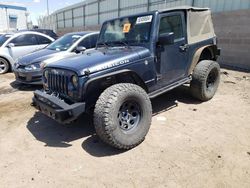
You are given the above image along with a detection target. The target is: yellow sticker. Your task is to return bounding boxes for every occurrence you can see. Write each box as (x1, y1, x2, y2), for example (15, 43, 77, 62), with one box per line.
(123, 23, 131, 33)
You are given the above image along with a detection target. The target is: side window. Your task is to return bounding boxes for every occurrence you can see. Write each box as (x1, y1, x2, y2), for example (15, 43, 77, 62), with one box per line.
(36, 35, 52, 44)
(9, 34, 38, 46)
(77, 34, 99, 49)
(78, 36, 92, 49)
(90, 34, 98, 48)
(159, 15, 184, 40)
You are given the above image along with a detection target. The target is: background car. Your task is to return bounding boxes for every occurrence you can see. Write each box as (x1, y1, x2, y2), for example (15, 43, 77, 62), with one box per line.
(0, 31, 54, 74)
(18, 29, 58, 39)
(13, 31, 99, 85)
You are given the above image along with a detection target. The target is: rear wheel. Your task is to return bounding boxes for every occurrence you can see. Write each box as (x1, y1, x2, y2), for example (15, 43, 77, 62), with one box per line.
(190, 60, 220, 101)
(94, 83, 152, 149)
(0, 58, 9, 74)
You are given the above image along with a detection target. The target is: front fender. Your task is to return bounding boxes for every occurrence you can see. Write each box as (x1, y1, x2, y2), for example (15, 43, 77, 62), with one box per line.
(84, 55, 155, 89)
(81, 69, 149, 110)
(83, 69, 148, 92)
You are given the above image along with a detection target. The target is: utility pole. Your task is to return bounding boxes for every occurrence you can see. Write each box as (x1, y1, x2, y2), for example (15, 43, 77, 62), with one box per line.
(5, 7, 9, 32)
(47, 0, 49, 15)
(25, 12, 29, 29)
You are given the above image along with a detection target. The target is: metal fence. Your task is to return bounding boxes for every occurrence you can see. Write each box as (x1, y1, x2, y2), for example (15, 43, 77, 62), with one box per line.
(39, 0, 250, 32)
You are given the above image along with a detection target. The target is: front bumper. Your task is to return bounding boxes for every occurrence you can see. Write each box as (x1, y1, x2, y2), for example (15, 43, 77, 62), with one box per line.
(13, 69, 43, 85)
(32, 90, 86, 124)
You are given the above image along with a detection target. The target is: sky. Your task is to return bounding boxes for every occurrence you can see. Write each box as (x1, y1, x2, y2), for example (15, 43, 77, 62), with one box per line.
(2, 0, 84, 25)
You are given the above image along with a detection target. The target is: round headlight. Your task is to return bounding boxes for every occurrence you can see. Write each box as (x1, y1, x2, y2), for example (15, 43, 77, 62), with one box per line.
(72, 75, 78, 88)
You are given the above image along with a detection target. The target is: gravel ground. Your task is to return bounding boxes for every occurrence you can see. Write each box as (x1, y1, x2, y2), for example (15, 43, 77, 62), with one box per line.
(0, 69, 250, 188)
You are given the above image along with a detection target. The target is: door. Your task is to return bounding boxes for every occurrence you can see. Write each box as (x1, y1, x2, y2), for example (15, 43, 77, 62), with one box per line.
(7, 34, 40, 61)
(156, 11, 188, 86)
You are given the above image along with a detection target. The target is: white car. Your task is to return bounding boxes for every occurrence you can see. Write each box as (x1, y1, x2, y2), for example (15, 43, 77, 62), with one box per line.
(0, 31, 54, 74)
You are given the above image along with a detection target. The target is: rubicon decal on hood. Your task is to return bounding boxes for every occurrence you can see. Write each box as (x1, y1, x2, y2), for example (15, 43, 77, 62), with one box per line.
(88, 59, 130, 73)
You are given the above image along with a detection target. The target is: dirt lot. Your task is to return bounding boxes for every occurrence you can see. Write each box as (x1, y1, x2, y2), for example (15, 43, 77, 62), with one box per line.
(0, 69, 250, 188)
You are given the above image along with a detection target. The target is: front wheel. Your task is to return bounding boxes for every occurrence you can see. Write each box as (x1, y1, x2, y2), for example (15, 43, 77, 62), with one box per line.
(0, 58, 10, 74)
(94, 83, 152, 149)
(190, 60, 220, 101)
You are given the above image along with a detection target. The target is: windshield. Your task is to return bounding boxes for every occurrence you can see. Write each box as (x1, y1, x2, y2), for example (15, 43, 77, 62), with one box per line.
(46, 34, 83, 51)
(0, 34, 12, 47)
(98, 14, 153, 46)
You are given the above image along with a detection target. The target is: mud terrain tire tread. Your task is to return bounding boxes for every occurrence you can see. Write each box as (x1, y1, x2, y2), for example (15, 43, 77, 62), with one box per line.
(190, 60, 220, 101)
(94, 83, 152, 150)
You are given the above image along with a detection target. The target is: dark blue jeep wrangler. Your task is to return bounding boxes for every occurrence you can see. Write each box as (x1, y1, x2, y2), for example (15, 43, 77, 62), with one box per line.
(33, 7, 221, 149)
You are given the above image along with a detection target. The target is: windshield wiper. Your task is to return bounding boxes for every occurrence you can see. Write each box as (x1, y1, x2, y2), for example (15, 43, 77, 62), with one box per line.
(111, 41, 131, 49)
(96, 41, 109, 49)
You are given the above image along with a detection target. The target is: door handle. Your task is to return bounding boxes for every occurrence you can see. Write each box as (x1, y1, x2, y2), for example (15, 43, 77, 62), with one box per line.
(179, 44, 189, 52)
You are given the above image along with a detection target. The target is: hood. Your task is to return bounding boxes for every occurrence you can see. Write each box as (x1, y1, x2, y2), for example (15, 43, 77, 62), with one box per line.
(42, 52, 78, 65)
(46, 46, 151, 76)
(18, 48, 60, 65)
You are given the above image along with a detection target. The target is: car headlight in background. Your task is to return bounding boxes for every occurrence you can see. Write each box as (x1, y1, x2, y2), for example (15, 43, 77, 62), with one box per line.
(71, 75, 78, 88)
(24, 62, 41, 71)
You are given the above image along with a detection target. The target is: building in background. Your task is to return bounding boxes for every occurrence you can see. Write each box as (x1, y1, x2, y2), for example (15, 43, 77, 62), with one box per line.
(0, 2, 28, 32)
(39, 0, 250, 70)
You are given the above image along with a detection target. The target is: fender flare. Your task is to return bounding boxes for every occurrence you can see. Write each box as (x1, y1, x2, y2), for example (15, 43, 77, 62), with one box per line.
(188, 44, 218, 75)
(83, 69, 148, 99)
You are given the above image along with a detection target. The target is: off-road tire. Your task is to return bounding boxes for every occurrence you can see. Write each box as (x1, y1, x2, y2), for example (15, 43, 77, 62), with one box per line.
(0, 57, 10, 74)
(190, 60, 220, 101)
(94, 83, 152, 149)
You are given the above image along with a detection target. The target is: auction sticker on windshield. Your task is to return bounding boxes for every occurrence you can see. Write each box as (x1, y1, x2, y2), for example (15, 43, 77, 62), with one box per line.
(136, 15, 153, 24)
(123, 23, 131, 33)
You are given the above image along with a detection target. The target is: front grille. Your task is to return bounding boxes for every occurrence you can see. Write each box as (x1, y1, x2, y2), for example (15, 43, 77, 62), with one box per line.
(17, 75, 26, 80)
(47, 71, 70, 95)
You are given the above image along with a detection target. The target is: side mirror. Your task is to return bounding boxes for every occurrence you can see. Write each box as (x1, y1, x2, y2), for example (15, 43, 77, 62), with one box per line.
(158, 32, 174, 45)
(7, 43, 15, 48)
(75, 46, 86, 54)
